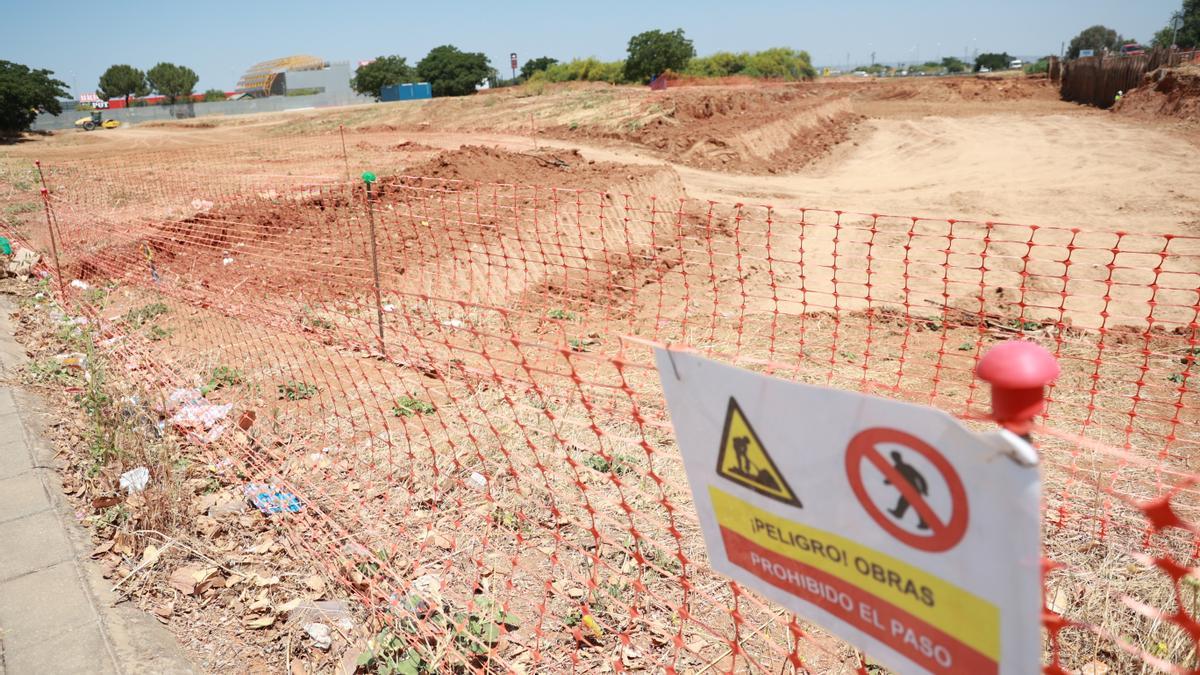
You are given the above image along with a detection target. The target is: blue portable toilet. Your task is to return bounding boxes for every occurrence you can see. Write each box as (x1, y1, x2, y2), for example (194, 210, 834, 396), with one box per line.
(380, 82, 433, 101)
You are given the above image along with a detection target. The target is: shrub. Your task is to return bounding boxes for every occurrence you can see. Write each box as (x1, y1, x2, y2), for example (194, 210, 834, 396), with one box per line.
(1024, 58, 1050, 74)
(685, 51, 748, 78)
(685, 48, 815, 81)
(529, 58, 627, 84)
(742, 48, 816, 80)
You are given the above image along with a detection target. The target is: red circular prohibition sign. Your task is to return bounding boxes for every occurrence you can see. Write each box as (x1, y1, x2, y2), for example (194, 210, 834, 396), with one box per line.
(845, 427, 969, 552)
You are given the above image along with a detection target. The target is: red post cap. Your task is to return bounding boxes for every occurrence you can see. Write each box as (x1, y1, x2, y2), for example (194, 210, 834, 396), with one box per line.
(975, 340, 1060, 434)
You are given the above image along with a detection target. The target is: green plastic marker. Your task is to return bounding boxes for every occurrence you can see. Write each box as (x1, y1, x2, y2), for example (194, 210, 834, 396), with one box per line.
(361, 171, 377, 184)
(0, 236, 11, 256)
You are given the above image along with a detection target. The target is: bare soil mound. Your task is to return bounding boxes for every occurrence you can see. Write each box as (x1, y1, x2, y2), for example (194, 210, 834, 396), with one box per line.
(1115, 64, 1200, 122)
(852, 75, 1056, 103)
(557, 87, 864, 174)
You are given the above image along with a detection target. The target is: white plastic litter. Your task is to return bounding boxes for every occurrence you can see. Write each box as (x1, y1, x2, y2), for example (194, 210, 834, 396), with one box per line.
(6, 248, 39, 277)
(119, 466, 150, 494)
(69, 279, 90, 290)
(441, 319, 465, 329)
(171, 402, 233, 430)
(468, 472, 487, 489)
(382, 303, 395, 313)
(165, 388, 204, 411)
(304, 623, 332, 651)
(222, 257, 234, 266)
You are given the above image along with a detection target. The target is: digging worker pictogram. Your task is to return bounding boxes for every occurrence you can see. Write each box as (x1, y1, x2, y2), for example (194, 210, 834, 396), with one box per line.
(733, 435, 752, 474)
(883, 450, 929, 530)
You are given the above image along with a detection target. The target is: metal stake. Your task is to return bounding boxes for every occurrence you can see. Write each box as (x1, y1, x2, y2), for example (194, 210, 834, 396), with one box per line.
(33, 161, 67, 301)
(362, 172, 385, 354)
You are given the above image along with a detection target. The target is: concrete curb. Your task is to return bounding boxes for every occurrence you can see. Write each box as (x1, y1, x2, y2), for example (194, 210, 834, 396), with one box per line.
(0, 294, 197, 675)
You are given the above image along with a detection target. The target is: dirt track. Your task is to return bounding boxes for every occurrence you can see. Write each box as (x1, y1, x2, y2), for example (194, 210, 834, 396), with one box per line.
(13, 76, 1198, 234)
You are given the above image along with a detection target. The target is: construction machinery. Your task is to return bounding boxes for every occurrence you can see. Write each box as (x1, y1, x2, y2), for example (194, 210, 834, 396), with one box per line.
(74, 111, 121, 131)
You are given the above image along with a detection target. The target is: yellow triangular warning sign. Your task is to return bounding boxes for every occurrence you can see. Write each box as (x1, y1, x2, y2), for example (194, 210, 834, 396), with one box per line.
(716, 398, 802, 508)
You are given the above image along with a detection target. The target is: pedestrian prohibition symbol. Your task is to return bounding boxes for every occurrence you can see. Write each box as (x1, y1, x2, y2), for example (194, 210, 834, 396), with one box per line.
(845, 427, 969, 552)
(715, 398, 801, 508)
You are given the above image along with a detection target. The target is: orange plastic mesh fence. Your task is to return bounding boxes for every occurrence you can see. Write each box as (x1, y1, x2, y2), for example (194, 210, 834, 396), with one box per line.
(2, 132, 1199, 674)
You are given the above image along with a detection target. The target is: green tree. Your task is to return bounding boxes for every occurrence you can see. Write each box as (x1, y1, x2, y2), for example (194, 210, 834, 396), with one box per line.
(351, 56, 416, 99)
(146, 62, 198, 104)
(624, 28, 696, 82)
(520, 56, 557, 81)
(97, 64, 148, 108)
(1152, 25, 1175, 48)
(0, 60, 68, 135)
(417, 45, 491, 97)
(202, 88, 226, 102)
(941, 56, 968, 73)
(1181, 0, 1200, 47)
(1154, 1, 1200, 48)
(974, 52, 1013, 72)
(1067, 25, 1125, 58)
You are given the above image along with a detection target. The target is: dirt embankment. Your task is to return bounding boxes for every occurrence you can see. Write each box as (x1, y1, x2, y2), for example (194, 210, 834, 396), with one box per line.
(1115, 64, 1200, 123)
(554, 87, 864, 174)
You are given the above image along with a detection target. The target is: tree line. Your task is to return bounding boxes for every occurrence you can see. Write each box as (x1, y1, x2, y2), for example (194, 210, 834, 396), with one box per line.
(353, 29, 816, 100)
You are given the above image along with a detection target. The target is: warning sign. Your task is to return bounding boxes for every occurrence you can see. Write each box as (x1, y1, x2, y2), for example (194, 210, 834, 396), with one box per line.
(716, 398, 801, 508)
(654, 349, 1040, 675)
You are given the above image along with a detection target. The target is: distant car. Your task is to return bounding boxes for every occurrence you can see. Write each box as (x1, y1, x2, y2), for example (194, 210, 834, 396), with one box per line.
(979, 66, 991, 73)
(1120, 43, 1146, 56)
(1009, 59, 1023, 69)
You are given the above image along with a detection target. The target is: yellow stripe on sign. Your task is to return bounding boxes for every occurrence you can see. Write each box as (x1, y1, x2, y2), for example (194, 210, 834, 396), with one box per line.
(709, 486, 999, 660)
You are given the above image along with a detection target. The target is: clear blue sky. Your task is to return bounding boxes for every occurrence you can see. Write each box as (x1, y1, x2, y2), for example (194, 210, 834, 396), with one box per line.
(0, 0, 1182, 96)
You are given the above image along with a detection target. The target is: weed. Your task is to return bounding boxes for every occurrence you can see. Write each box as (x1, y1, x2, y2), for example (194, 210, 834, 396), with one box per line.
(957, 342, 974, 351)
(96, 504, 130, 528)
(201, 365, 244, 395)
(125, 302, 169, 328)
(357, 627, 431, 674)
(451, 597, 519, 655)
(392, 395, 435, 417)
(546, 308, 579, 321)
(583, 453, 636, 475)
(1168, 373, 1186, 384)
(278, 380, 319, 401)
(80, 287, 109, 308)
(147, 325, 173, 341)
(569, 336, 599, 352)
(28, 357, 74, 384)
(302, 307, 334, 330)
(356, 596, 519, 672)
(568, 121, 579, 131)
(55, 323, 89, 351)
(491, 506, 527, 532)
(1010, 319, 1043, 332)
(2, 201, 40, 217)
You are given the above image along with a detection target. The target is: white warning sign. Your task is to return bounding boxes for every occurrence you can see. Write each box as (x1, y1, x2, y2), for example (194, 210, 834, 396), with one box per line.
(655, 349, 1041, 675)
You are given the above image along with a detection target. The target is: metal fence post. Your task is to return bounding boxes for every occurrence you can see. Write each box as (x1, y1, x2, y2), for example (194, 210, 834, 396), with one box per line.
(361, 172, 386, 354)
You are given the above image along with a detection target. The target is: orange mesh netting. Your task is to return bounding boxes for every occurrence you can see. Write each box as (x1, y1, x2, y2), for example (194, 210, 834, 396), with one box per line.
(2, 129, 1198, 673)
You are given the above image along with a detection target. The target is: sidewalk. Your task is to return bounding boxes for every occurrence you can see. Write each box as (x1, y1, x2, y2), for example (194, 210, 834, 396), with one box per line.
(0, 295, 196, 674)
